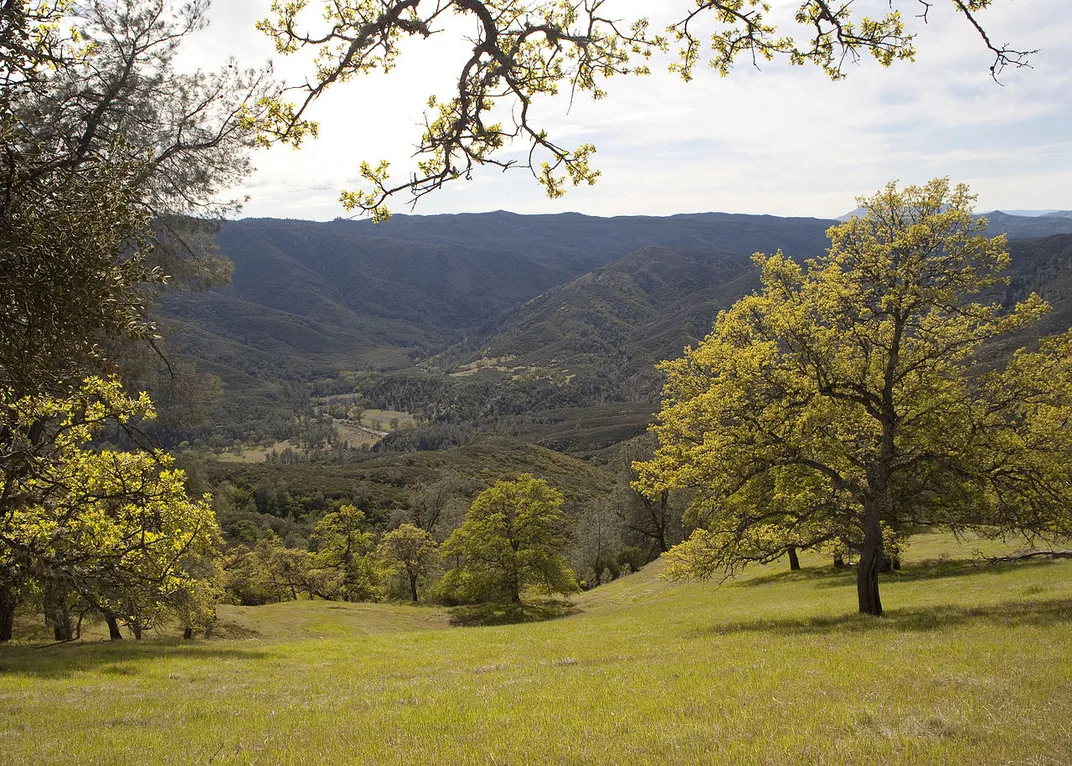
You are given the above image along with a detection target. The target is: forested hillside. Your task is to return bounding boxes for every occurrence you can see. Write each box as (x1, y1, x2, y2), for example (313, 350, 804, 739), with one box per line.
(160, 211, 1072, 451)
(160, 211, 838, 440)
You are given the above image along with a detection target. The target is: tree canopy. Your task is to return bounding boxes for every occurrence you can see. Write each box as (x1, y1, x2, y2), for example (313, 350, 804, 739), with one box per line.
(256, 0, 1033, 219)
(0, 0, 277, 639)
(312, 504, 380, 601)
(0, 377, 220, 641)
(442, 474, 576, 603)
(1, 0, 281, 396)
(634, 179, 1072, 616)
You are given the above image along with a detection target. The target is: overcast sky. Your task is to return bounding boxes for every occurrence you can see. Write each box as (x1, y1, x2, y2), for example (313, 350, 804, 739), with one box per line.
(184, 1, 1072, 221)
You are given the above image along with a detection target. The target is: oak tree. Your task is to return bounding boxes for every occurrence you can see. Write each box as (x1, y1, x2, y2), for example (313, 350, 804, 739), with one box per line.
(378, 523, 440, 601)
(0, 378, 220, 641)
(442, 474, 576, 603)
(634, 179, 1072, 616)
(312, 504, 381, 601)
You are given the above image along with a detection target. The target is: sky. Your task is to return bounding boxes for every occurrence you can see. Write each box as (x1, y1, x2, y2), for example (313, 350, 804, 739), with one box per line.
(183, 1, 1072, 221)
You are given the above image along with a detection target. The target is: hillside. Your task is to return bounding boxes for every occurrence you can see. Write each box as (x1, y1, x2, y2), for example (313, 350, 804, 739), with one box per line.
(156, 211, 1072, 449)
(429, 246, 762, 396)
(3, 533, 1070, 764)
(163, 211, 838, 370)
(432, 231, 1072, 405)
(200, 436, 617, 520)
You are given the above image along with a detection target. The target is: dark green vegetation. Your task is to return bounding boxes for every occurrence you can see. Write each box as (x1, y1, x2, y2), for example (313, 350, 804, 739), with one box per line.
(160, 212, 836, 442)
(2, 533, 1070, 764)
(161, 212, 1072, 448)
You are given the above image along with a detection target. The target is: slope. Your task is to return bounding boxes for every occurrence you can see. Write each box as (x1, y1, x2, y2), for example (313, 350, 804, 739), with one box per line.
(162, 212, 836, 370)
(2, 533, 1070, 764)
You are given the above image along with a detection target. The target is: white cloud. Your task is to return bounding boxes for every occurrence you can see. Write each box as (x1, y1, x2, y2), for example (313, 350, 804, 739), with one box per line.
(181, 0, 1072, 220)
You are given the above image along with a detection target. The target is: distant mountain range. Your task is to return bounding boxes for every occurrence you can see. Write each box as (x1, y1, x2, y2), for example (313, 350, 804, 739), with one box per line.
(838, 207, 1072, 227)
(161, 211, 835, 382)
(986, 210, 1072, 218)
(160, 210, 1072, 445)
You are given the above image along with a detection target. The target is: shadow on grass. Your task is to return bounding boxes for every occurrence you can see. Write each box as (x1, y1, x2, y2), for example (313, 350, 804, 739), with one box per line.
(449, 598, 579, 627)
(0, 639, 267, 680)
(688, 596, 1072, 639)
(738, 556, 1060, 590)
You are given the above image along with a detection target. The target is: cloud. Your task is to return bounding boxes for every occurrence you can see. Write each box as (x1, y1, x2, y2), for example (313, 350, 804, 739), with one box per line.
(183, 0, 1072, 220)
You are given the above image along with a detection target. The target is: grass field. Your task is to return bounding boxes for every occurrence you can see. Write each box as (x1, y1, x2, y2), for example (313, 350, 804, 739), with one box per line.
(1, 532, 1070, 764)
(213, 440, 296, 463)
(358, 409, 416, 431)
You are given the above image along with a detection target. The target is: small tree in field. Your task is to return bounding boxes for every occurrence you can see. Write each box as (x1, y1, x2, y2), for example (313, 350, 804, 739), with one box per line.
(311, 505, 379, 602)
(378, 524, 439, 602)
(442, 475, 577, 604)
(634, 179, 1072, 616)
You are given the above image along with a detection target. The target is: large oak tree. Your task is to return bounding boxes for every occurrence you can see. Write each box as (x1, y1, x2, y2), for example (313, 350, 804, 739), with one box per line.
(633, 179, 1072, 616)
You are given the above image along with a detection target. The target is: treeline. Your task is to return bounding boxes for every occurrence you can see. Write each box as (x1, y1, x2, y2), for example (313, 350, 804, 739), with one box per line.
(196, 437, 688, 604)
(213, 471, 686, 609)
(358, 371, 630, 424)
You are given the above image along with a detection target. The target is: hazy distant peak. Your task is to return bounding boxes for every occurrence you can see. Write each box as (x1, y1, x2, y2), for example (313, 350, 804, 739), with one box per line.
(837, 207, 1072, 223)
(984, 209, 1072, 218)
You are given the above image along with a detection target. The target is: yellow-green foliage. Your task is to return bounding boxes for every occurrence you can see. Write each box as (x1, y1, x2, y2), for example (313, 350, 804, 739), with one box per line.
(251, 1, 1004, 219)
(378, 524, 440, 602)
(0, 377, 220, 632)
(636, 179, 1072, 612)
(442, 474, 577, 603)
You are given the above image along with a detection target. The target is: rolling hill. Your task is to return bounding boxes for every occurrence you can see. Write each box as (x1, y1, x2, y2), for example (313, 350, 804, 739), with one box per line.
(158, 210, 1072, 446)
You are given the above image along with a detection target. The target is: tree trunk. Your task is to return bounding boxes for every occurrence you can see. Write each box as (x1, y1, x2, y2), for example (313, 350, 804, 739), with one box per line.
(44, 582, 74, 641)
(655, 491, 669, 554)
(0, 583, 16, 642)
(892, 556, 901, 571)
(856, 500, 884, 616)
(409, 573, 419, 603)
(131, 624, 143, 640)
(104, 612, 123, 641)
(787, 546, 801, 571)
(183, 626, 194, 640)
(833, 554, 845, 568)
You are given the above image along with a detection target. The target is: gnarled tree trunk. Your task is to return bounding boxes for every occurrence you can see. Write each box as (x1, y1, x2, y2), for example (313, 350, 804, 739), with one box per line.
(104, 612, 123, 641)
(787, 546, 801, 571)
(857, 499, 884, 616)
(0, 583, 16, 642)
(44, 582, 73, 641)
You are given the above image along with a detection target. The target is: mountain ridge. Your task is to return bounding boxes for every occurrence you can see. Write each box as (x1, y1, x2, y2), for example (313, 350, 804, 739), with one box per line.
(158, 210, 1072, 445)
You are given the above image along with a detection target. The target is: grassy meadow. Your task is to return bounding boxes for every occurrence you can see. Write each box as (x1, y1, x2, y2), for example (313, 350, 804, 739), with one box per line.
(1, 532, 1070, 764)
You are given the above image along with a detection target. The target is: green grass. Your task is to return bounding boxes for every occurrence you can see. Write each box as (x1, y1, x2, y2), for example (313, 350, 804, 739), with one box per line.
(358, 408, 416, 431)
(2, 532, 1071, 764)
(213, 440, 295, 463)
